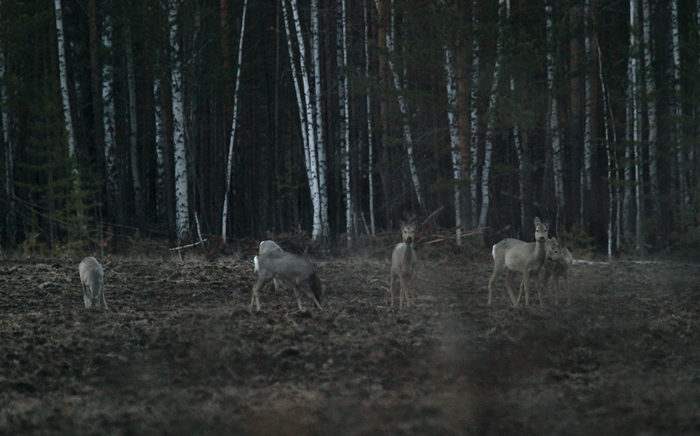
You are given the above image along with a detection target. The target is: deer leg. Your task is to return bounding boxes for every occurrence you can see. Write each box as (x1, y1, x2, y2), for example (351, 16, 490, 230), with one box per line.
(250, 277, 272, 312)
(399, 275, 407, 309)
(522, 271, 531, 306)
(505, 270, 519, 307)
(101, 292, 109, 311)
(488, 263, 506, 305)
(535, 272, 544, 307)
(292, 285, 304, 311)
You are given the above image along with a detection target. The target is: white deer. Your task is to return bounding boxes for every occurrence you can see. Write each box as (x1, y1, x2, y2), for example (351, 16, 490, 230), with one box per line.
(79, 257, 108, 310)
(541, 237, 574, 306)
(250, 250, 323, 312)
(390, 221, 417, 309)
(254, 240, 284, 292)
(488, 217, 549, 307)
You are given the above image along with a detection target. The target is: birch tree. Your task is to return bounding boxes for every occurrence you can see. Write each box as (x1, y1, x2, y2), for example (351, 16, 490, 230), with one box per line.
(670, 0, 687, 207)
(582, 0, 593, 210)
(546, 0, 565, 230)
(337, 0, 352, 243)
(170, 0, 190, 242)
(54, 0, 80, 189)
(283, 0, 323, 240)
(642, 0, 659, 235)
(154, 76, 166, 222)
(364, 0, 375, 236)
(445, 43, 462, 244)
(478, 0, 505, 231)
(102, 11, 121, 222)
(222, 0, 248, 243)
(386, 0, 425, 212)
(598, 44, 617, 257)
(311, 0, 329, 238)
(469, 0, 480, 229)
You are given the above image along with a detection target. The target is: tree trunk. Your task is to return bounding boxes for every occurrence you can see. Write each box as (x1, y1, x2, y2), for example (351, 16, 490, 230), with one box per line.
(222, 0, 248, 243)
(386, 1, 425, 213)
(670, 0, 687, 207)
(54, 0, 80, 193)
(469, 0, 480, 229)
(311, 0, 329, 239)
(102, 11, 121, 225)
(0, 1, 15, 245)
(125, 22, 144, 226)
(643, 0, 659, 242)
(364, 0, 375, 236)
(546, 0, 565, 231)
(478, 0, 505, 231)
(445, 44, 462, 244)
(338, 0, 352, 244)
(170, 0, 190, 242)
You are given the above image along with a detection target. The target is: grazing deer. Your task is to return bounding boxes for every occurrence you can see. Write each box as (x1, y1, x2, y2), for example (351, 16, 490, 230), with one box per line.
(255, 240, 284, 292)
(541, 237, 574, 306)
(390, 220, 417, 309)
(250, 250, 323, 312)
(79, 257, 108, 310)
(488, 217, 548, 307)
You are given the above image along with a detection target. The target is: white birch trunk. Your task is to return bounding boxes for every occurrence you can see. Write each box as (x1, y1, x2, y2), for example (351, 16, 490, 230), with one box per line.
(631, 0, 643, 248)
(445, 45, 462, 244)
(285, 0, 322, 240)
(54, 0, 80, 185)
(598, 44, 616, 257)
(311, 0, 329, 238)
(546, 0, 565, 229)
(222, 0, 248, 243)
(469, 0, 480, 229)
(643, 0, 659, 223)
(478, 0, 505, 230)
(387, 1, 425, 212)
(337, 0, 352, 243)
(102, 12, 120, 217)
(125, 22, 143, 220)
(170, 0, 190, 242)
(583, 0, 593, 195)
(154, 77, 166, 220)
(670, 0, 686, 206)
(506, 0, 524, 233)
(364, 0, 375, 236)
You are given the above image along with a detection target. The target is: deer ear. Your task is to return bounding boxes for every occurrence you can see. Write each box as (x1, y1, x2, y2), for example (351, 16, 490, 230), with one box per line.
(400, 220, 405, 228)
(551, 237, 557, 243)
(534, 217, 541, 225)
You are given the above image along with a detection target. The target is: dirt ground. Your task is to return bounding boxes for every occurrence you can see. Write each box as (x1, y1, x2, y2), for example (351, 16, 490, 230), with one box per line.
(2, 244, 700, 435)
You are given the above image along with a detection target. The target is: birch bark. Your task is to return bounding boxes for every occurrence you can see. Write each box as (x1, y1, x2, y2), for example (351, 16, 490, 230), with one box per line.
(338, 0, 352, 243)
(54, 0, 80, 186)
(670, 0, 687, 206)
(364, 0, 375, 236)
(222, 0, 248, 243)
(386, 0, 425, 212)
(642, 0, 659, 235)
(445, 44, 462, 244)
(469, 0, 479, 229)
(170, 0, 190, 242)
(478, 0, 505, 230)
(546, 0, 565, 230)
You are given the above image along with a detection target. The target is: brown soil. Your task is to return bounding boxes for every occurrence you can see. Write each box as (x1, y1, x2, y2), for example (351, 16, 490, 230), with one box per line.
(2, 249, 700, 435)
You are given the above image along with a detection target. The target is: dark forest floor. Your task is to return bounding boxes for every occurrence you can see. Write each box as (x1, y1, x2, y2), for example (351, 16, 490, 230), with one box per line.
(2, 245, 700, 435)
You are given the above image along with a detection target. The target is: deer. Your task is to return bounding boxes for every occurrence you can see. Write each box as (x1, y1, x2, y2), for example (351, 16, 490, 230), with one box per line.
(390, 220, 417, 309)
(255, 240, 284, 292)
(488, 217, 548, 307)
(79, 257, 108, 310)
(250, 250, 323, 312)
(541, 237, 574, 306)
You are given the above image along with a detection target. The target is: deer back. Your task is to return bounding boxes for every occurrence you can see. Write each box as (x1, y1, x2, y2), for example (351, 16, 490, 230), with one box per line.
(257, 251, 315, 283)
(79, 257, 104, 297)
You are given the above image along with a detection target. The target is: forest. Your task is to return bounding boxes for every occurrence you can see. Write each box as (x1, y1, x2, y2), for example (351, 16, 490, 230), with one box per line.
(1, 0, 699, 255)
